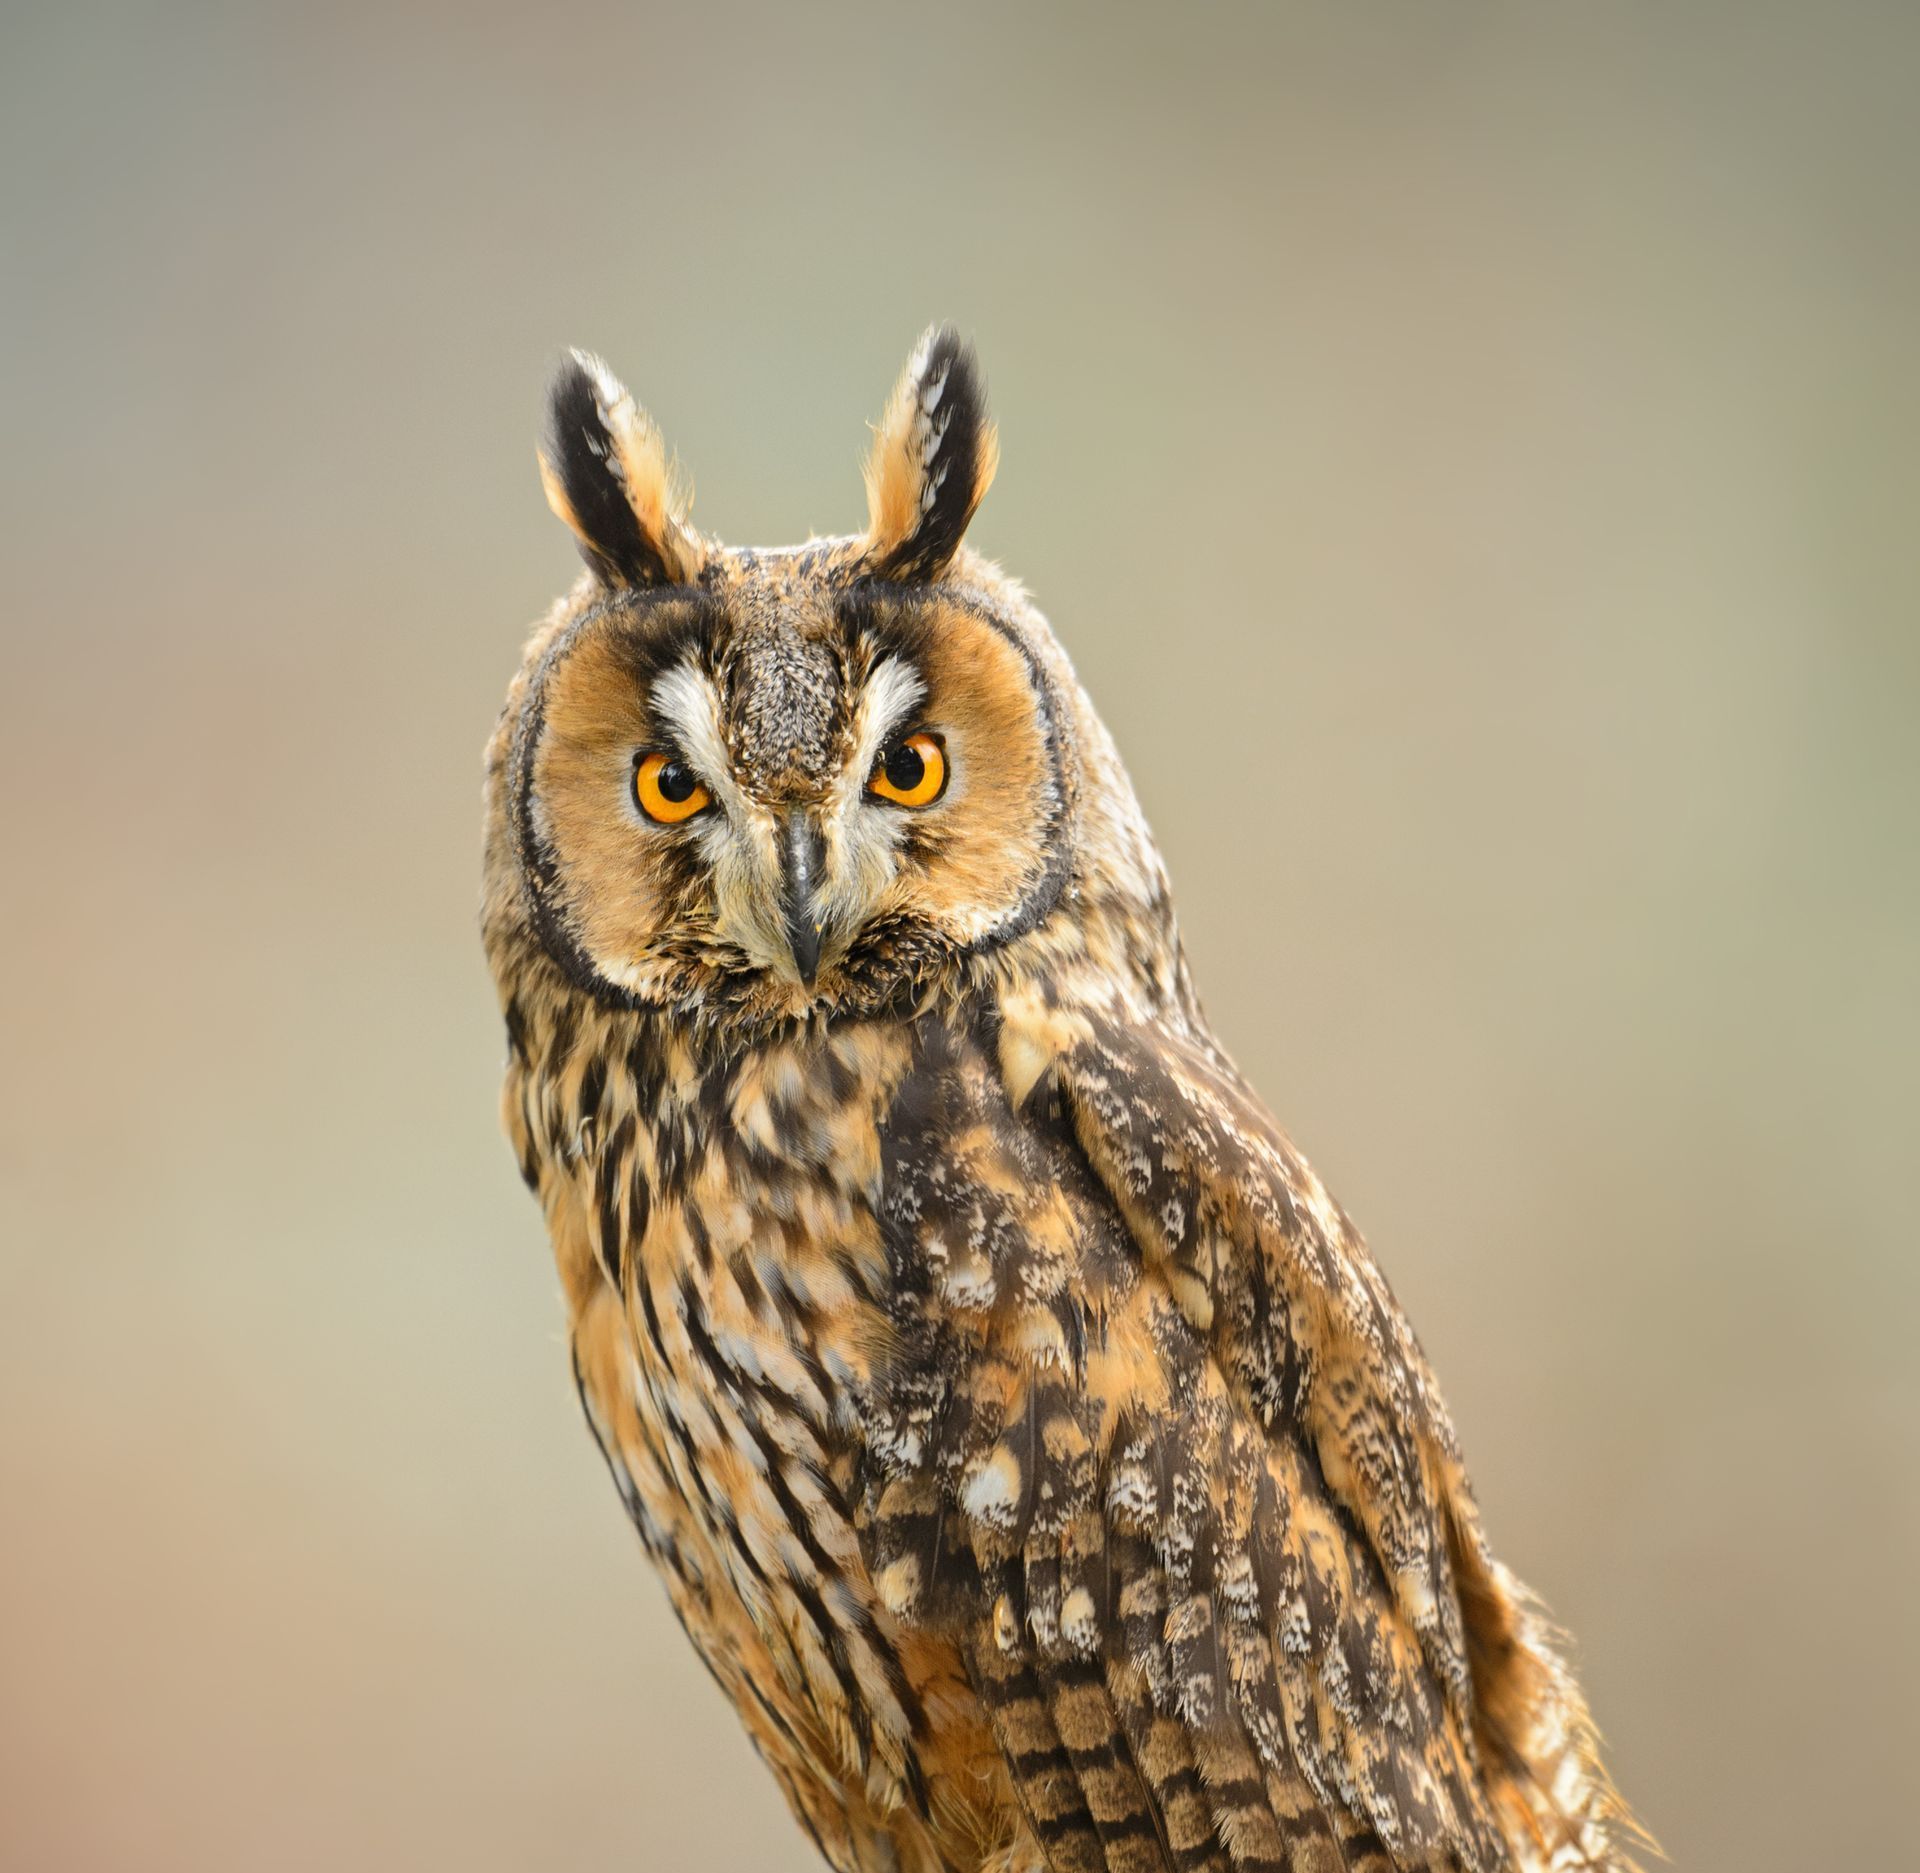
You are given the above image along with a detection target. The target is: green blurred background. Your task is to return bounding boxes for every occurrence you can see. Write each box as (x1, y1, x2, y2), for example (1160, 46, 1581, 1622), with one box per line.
(3, 3, 1916, 1867)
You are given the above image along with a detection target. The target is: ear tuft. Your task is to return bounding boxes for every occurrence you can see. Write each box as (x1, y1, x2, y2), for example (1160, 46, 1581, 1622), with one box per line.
(538, 351, 702, 588)
(862, 325, 998, 582)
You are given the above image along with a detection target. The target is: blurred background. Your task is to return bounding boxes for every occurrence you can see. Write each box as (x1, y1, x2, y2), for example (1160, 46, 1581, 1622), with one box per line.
(3, 3, 1916, 1867)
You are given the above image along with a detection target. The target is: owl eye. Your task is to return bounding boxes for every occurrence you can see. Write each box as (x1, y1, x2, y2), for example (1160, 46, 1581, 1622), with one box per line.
(868, 731, 947, 808)
(634, 751, 711, 824)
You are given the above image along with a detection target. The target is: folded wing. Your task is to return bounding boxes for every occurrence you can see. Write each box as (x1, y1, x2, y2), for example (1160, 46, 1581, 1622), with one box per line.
(859, 1004, 1633, 1873)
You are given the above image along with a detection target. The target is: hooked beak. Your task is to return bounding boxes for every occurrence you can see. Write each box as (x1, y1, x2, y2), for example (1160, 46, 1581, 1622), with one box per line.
(778, 810, 825, 988)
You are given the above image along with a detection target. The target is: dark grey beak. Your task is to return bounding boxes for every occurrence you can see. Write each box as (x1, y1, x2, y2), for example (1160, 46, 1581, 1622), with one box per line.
(778, 811, 825, 988)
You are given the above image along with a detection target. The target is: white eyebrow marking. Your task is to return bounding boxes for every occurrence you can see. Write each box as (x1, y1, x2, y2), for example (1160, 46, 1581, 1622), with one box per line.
(649, 661, 741, 811)
(852, 658, 926, 780)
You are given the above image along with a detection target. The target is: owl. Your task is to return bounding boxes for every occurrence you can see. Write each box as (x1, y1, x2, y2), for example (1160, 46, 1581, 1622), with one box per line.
(481, 329, 1642, 1873)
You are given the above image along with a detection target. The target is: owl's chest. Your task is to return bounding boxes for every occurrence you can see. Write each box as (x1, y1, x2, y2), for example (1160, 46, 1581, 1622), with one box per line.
(612, 1024, 909, 1428)
(537, 1020, 1008, 1836)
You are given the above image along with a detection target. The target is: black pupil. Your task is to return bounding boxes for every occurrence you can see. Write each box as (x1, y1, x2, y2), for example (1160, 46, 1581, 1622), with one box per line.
(655, 760, 697, 803)
(883, 740, 925, 792)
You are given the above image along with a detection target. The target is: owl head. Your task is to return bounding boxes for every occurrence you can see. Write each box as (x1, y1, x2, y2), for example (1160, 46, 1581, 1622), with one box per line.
(485, 328, 1164, 1032)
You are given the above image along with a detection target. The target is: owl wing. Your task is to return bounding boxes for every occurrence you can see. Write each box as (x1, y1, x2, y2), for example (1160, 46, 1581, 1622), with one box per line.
(863, 1003, 1588, 1873)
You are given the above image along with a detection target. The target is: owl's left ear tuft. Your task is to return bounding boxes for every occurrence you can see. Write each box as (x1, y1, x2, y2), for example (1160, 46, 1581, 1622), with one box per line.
(538, 350, 703, 588)
(862, 325, 998, 583)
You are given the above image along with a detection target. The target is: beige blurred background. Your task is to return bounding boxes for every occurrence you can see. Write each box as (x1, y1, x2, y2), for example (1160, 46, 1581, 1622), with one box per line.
(3, 3, 1916, 1868)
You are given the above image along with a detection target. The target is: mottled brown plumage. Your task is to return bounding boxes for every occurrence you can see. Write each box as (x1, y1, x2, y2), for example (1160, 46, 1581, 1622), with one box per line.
(482, 329, 1643, 1872)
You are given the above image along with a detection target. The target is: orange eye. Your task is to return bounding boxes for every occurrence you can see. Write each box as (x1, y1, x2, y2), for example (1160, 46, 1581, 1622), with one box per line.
(634, 752, 711, 824)
(868, 731, 947, 807)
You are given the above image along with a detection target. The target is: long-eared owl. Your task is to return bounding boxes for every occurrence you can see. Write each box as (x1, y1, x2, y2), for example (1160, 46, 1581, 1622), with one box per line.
(481, 330, 1641, 1873)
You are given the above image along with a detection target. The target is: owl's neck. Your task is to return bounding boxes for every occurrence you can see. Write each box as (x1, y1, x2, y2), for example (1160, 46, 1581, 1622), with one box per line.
(497, 867, 1189, 1108)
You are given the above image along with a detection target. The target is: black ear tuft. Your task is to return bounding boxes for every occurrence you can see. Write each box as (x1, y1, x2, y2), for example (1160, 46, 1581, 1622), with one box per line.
(863, 326, 999, 583)
(538, 351, 700, 588)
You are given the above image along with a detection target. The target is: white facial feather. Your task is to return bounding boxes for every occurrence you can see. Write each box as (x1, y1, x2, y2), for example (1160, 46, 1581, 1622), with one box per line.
(649, 662, 737, 812)
(816, 659, 928, 939)
(649, 660, 791, 969)
(851, 658, 926, 780)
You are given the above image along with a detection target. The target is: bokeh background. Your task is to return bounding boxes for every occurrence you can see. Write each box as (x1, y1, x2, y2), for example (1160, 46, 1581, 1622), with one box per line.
(4, 3, 1916, 1868)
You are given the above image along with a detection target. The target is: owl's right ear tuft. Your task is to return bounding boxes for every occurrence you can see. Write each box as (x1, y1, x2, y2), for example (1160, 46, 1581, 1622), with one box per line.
(538, 351, 703, 588)
(862, 326, 998, 583)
